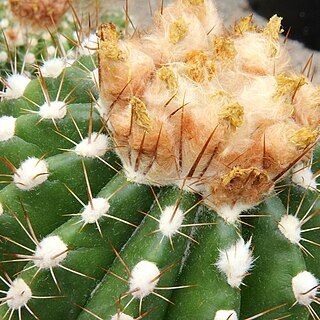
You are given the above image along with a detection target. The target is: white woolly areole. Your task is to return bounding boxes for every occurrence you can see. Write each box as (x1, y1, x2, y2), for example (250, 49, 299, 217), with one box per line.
(214, 310, 238, 320)
(216, 238, 254, 288)
(129, 260, 160, 299)
(278, 215, 301, 244)
(0, 203, 3, 216)
(111, 313, 134, 320)
(38, 101, 67, 119)
(6, 278, 32, 310)
(3, 74, 31, 99)
(159, 205, 184, 237)
(292, 271, 319, 306)
(13, 157, 49, 190)
(40, 58, 66, 78)
(123, 163, 149, 185)
(81, 198, 110, 224)
(292, 163, 317, 189)
(216, 203, 252, 224)
(0, 116, 16, 141)
(33, 235, 68, 268)
(75, 133, 109, 158)
(79, 34, 98, 56)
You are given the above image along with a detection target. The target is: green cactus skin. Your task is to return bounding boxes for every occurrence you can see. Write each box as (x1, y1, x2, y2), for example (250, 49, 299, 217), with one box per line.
(240, 197, 308, 319)
(77, 187, 199, 320)
(166, 208, 240, 319)
(0, 173, 155, 319)
(0, 2, 319, 320)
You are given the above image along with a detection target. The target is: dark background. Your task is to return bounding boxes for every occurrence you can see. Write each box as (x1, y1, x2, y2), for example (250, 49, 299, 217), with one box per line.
(249, 0, 320, 50)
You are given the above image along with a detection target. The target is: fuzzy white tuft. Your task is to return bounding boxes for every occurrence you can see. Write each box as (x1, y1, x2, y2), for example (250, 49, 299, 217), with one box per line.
(13, 157, 49, 190)
(159, 205, 184, 237)
(0, 51, 8, 62)
(38, 101, 67, 119)
(292, 163, 317, 190)
(123, 163, 149, 185)
(278, 215, 301, 244)
(81, 198, 110, 224)
(2, 74, 31, 99)
(0, 203, 3, 216)
(111, 313, 134, 320)
(79, 34, 98, 56)
(6, 278, 32, 310)
(25, 52, 36, 64)
(75, 133, 109, 158)
(0, 18, 9, 28)
(214, 310, 238, 320)
(216, 238, 254, 288)
(216, 203, 252, 224)
(33, 235, 68, 268)
(292, 271, 319, 306)
(0, 116, 16, 141)
(40, 58, 66, 78)
(129, 260, 160, 299)
(47, 46, 57, 57)
(94, 99, 108, 120)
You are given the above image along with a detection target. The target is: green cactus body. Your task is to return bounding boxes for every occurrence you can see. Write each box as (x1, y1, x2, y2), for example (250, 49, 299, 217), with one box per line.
(166, 208, 241, 319)
(0, 173, 155, 319)
(241, 197, 308, 319)
(0, 1, 319, 320)
(77, 187, 199, 320)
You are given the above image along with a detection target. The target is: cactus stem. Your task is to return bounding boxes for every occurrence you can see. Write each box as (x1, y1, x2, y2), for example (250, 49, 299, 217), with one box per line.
(1, 202, 96, 292)
(244, 303, 288, 320)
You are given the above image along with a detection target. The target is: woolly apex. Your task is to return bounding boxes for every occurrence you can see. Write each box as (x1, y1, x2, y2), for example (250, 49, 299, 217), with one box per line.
(98, 0, 320, 216)
(9, 0, 70, 29)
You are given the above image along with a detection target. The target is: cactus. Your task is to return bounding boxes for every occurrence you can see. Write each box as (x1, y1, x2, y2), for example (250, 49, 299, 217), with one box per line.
(0, 0, 124, 91)
(0, 0, 319, 319)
